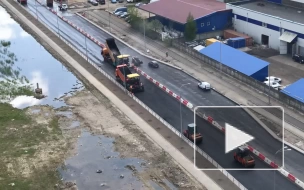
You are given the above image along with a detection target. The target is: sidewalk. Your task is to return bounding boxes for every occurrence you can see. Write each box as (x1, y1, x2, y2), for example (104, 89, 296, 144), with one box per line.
(86, 11, 304, 141)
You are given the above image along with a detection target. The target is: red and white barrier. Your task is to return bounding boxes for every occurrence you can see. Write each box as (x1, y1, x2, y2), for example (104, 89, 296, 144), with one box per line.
(30, 2, 304, 188)
(133, 67, 194, 109)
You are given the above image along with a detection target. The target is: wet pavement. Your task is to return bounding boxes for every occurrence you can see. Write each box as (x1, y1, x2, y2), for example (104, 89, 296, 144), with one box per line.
(59, 130, 146, 190)
(0, 6, 84, 109)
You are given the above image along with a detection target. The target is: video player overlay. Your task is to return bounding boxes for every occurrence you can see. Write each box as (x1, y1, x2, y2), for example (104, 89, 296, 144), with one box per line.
(192, 106, 283, 170)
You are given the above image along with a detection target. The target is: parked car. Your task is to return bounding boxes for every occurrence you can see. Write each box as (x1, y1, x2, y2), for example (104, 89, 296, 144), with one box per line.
(97, 0, 105, 4)
(126, 0, 133, 2)
(148, 61, 159, 68)
(265, 76, 282, 83)
(132, 57, 143, 66)
(292, 54, 304, 64)
(198, 81, 211, 90)
(135, 2, 145, 7)
(111, 0, 117, 3)
(125, 16, 132, 23)
(119, 0, 124, 3)
(263, 81, 282, 88)
(119, 12, 129, 18)
(114, 11, 123, 16)
(88, 0, 98, 5)
(58, 4, 68, 11)
(113, 7, 127, 14)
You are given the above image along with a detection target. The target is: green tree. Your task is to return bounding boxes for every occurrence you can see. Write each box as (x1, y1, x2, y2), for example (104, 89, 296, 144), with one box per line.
(0, 40, 33, 101)
(184, 13, 197, 41)
(148, 19, 163, 32)
(127, 7, 142, 29)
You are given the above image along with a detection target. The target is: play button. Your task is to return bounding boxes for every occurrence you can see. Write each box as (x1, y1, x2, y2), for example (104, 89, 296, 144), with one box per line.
(225, 123, 255, 153)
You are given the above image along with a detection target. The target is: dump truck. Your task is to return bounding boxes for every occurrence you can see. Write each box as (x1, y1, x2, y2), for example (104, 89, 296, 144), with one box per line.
(183, 123, 202, 144)
(101, 38, 130, 67)
(115, 64, 144, 92)
(46, 0, 53, 7)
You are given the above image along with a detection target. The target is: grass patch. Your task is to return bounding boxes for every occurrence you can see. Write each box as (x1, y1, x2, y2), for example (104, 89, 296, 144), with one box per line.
(0, 103, 65, 189)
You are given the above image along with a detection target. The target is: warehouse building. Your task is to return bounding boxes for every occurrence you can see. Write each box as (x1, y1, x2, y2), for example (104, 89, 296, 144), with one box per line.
(226, 1, 304, 56)
(140, 0, 233, 35)
(282, 78, 304, 103)
(199, 42, 269, 81)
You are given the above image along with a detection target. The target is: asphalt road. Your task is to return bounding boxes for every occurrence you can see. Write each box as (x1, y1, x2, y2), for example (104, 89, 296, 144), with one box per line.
(23, 1, 302, 189)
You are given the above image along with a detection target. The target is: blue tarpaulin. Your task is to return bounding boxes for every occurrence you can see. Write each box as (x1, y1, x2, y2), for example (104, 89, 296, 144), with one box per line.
(281, 78, 304, 103)
(199, 42, 269, 81)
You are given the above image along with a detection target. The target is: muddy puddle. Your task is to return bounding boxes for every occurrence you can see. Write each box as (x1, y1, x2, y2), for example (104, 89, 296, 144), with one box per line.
(59, 130, 147, 190)
(0, 7, 84, 109)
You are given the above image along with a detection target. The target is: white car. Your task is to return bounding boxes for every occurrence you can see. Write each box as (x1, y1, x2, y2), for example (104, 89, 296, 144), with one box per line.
(126, 0, 133, 2)
(265, 76, 282, 83)
(114, 11, 123, 16)
(58, 4, 68, 11)
(135, 3, 146, 7)
(263, 81, 282, 88)
(198, 82, 211, 90)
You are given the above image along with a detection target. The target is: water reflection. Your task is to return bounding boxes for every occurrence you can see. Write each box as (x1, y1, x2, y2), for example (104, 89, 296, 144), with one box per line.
(0, 6, 83, 109)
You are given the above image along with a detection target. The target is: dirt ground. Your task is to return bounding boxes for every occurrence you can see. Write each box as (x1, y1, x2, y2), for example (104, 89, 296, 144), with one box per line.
(1, 3, 206, 190)
(63, 89, 205, 189)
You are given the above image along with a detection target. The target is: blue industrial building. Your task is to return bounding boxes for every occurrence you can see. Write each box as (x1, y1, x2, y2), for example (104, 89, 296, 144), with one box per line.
(140, 0, 232, 34)
(281, 78, 304, 103)
(199, 42, 269, 81)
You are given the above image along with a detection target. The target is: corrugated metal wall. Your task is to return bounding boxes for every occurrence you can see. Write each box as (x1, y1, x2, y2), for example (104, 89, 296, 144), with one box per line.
(195, 10, 233, 34)
(152, 16, 185, 32)
(251, 66, 268, 81)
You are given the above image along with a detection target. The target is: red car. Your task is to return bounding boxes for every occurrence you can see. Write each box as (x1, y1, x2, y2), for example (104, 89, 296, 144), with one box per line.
(234, 146, 255, 168)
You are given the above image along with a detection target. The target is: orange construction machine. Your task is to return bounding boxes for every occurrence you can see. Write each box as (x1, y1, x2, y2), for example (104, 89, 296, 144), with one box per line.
(101, 38, 130, 67)
(115, 64, 144, 92)
(183, 123, 203, 144)
(234, 146, 255, 168)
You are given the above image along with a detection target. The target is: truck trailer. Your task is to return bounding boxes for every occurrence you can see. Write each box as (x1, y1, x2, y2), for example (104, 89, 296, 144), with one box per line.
(115, 64, 144, 92)
(46, 0, 53, 7)
(101, 38, 130, 67)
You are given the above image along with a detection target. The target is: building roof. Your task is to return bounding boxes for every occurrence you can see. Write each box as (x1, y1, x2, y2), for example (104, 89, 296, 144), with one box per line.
(199, 42, 269, 76)
(140, 0, 226, 24)
(281, 78, 304, 103)
(229, 1, 304, 25)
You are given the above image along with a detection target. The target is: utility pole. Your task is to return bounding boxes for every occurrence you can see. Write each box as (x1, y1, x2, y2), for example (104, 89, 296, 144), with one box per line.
(179, 83, 191, 137)
(108, 1, 111, 32)
(220, 42, 222, 74)
(56, 14, 60, 35)
(85, 35, 88, 62)
(268, 67, 270, 104)
(35, 0, 38, 20)
(143, 19, 146, 51)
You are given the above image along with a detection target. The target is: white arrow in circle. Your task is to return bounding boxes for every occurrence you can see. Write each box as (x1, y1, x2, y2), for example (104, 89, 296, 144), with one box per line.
(225, 123, 255, 153)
